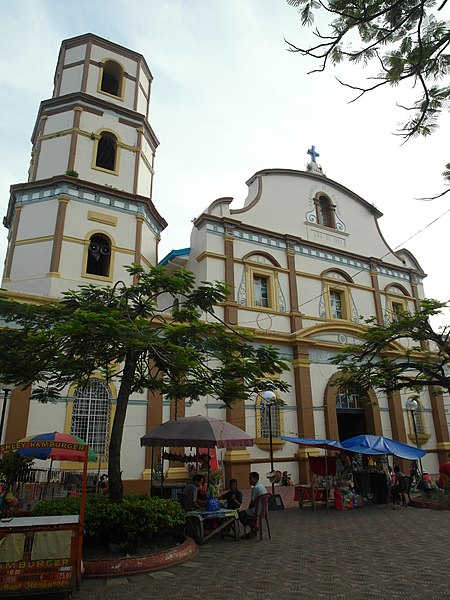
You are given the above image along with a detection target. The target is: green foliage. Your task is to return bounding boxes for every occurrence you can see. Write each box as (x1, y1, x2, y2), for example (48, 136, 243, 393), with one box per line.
(0, 264, 290, 504)
(31, 495, 81, 516)
(286, 1, 450, 140)
(331, 299, 450, 394)
(0, 452, 33, 492)
(32, 494, 186, 551)
(65, 169, 79, 177)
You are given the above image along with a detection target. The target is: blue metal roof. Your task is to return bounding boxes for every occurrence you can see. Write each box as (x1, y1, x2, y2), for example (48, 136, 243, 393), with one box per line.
(158, 247, 190, 266)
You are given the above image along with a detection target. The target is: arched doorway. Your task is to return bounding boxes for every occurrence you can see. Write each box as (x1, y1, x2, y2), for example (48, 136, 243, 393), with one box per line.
(335, 384, 367, 441)
(324, 373, 382, 441)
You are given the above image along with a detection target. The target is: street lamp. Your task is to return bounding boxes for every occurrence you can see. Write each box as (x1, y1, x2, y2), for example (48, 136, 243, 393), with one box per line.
(0, 383, 14, 443)
(405, 396, 424, 475)
(261, 391, 276, 496)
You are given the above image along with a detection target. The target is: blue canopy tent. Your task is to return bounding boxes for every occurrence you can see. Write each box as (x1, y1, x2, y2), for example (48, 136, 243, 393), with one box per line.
(341, 435, 426, 460)
(279, 435, 343, 451)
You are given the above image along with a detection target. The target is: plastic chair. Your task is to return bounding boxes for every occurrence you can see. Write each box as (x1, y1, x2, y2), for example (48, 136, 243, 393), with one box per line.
(398, 476, 411, 506)
(177, 492, 194, 511)
(242, 493, 271, 541)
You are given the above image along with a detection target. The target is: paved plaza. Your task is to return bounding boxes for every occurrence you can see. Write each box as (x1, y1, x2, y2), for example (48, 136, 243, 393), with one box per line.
(65, 502, 449, 600)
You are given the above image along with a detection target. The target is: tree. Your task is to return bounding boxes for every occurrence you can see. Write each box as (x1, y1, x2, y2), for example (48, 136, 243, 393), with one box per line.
(0, 265, 290, 503)
(330, 299, 450, 394)
(286, 1, 450, 141)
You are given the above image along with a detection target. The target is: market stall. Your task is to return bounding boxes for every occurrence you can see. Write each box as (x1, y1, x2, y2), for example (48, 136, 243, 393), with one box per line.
(342, 434, 427, 504)
(141, 415, 254, 495)
(280, 434, 426, 509)
(0, 434, 95, 598)
(280, 436, 343, 512)
(141, 415, 255, 544)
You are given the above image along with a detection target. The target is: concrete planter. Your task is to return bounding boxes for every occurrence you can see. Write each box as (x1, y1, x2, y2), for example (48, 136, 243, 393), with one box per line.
(83, 533, 197, 578)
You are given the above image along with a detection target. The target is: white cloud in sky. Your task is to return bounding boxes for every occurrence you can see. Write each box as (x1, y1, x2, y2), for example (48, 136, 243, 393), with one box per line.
(0, 0, 449, 325)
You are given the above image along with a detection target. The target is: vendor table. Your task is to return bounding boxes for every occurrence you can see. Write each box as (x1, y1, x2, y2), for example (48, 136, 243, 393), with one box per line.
(185, 509, 239, 545)
(295, 485, 332, 512)
(0, 515, 81, 598)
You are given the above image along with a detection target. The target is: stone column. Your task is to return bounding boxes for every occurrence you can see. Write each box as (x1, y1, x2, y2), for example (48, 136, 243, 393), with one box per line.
(428, 385, 450, 464)
(48, 195, 69, 275)
(223, 402, 251, 485)
(3, 204, 23, 281)
(292, 343, 315, 483)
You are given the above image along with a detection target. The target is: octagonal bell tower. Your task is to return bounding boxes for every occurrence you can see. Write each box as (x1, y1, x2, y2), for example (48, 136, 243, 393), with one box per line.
(2, 33, 167, 297)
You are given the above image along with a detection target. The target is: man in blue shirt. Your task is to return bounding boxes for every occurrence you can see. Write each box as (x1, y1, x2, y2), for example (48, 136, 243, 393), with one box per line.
(238, 471, 266, 538)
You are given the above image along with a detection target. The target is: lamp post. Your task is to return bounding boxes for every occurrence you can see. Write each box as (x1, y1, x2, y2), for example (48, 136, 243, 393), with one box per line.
(0, 383, 14, 443)
(261, 390, 276, 496)
(405, 396, 423, 475)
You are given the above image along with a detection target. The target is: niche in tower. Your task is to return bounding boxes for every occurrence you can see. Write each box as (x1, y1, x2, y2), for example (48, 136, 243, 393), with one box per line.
(96, 132, 117, 172)
(100, 60, 123, 97)
(86, 234, 111, 277)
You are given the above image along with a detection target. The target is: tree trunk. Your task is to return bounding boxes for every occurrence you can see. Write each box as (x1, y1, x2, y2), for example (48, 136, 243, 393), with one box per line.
(108, 350, 138, 503)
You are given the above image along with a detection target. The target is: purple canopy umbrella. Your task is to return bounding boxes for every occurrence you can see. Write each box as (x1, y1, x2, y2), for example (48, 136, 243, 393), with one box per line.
(140, 415, 254, 449)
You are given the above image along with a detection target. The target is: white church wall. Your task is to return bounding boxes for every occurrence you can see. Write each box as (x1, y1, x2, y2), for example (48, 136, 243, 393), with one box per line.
(58, 65, 84, 96)
(43, 111, 74, 136)
(9, 242, 53, 282)
(16, 201, 57, 239)
(121, 401, 147, 480)
(35, 137, 69, 180)
(136, 159, 152, 199)
(141, 225, 158, 267)
(350, 286, 376, 321)
(136, 81, 150, 117)
(63, 44, 86, 65)
(27, 398, 67, 437)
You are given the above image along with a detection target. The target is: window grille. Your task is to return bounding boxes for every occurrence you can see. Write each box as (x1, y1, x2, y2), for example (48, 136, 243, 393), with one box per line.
(71, 379, 111, 457)
(412, 403, 426, 435)
(260, 404, 281, 438)
(330, 290, 343, 319)
(254, 275, 269, 307)
(336, 385, 363, 409)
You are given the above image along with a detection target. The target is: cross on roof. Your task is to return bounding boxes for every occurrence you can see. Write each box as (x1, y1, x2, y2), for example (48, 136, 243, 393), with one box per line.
(307, 145, 320, 163)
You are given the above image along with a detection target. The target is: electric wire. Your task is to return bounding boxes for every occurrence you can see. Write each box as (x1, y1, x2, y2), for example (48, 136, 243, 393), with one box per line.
(237, 205, 450, 326)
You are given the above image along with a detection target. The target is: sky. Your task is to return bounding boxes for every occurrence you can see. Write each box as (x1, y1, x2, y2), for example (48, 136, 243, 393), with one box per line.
(0, 0, 449, 326)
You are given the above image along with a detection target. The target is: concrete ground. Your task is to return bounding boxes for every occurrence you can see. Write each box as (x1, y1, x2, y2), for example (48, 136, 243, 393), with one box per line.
(67, 498, 449, 600)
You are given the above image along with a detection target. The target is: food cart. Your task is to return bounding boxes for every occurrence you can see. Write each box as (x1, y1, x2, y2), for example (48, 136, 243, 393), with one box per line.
(0, 438, 91, 598)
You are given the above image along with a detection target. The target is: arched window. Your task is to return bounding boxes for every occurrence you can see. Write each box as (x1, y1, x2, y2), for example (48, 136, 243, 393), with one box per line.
(100, 60, 123, 97)
(95, 132, 117, 171)
(315, 194, 336, 228)
(86, 233, 111, 277)
(408, 400, 426, 435)
(321, 270, 353, 321)
(259, 402, 281, 438)
(384, 284, 410, 325)
(71, 379, 112, 456)
(237, 252, 286, 312)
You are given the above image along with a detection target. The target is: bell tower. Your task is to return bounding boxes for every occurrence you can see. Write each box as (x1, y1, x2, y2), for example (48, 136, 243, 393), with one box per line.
(2, 33, 167, 297)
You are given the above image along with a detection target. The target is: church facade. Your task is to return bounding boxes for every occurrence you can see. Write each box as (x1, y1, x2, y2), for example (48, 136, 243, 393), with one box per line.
(1, 34, 448, 490)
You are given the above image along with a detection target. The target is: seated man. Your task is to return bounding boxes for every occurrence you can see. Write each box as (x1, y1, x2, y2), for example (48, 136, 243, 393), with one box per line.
(391, 465, 405, 505)
(238, 471, 266, 539)
(219, 478, 243, 509)
(182, 474, 206, 509)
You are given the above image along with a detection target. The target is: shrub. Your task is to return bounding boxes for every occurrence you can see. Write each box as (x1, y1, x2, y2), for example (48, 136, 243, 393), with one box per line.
(32, 494, 186, 551)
